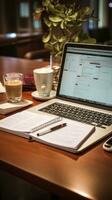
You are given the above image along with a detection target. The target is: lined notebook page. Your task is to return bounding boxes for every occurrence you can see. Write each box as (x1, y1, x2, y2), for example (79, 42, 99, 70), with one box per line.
(30, 118, 95, 151)
(0, 110, 61, 134)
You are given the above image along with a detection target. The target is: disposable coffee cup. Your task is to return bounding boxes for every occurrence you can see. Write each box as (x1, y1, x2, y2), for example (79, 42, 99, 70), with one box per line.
(3, 72, 23, 103)
(33, 67, 53, 97)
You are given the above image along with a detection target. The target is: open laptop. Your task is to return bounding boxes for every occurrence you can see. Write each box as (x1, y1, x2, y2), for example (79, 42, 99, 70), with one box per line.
(30, 43, 112, 153)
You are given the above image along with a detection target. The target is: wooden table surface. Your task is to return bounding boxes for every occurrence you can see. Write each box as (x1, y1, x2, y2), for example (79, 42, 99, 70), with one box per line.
(0, 57, 112, 200)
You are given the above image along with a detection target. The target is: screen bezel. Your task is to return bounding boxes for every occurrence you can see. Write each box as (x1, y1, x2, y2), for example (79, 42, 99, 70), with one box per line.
(57, 42, 112, 110)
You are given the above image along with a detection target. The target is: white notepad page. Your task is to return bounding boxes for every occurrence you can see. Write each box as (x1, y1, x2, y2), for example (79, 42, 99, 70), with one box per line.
(0, 110, 61, 135)
(30, 118, 95, 151)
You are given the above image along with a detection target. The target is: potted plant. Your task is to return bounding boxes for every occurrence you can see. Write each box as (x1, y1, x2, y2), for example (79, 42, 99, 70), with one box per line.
(34, 0, 96, 60)
(34, 0, 96, 90)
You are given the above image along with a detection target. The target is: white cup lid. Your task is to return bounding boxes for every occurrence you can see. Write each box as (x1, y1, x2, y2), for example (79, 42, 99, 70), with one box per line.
(33, 66, 53, 74)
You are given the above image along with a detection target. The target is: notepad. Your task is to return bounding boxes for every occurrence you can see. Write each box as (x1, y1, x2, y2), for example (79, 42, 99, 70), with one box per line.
(30, 118, 95, 152)
(0, 109, 95, 152)
(0, 110, 62, 138)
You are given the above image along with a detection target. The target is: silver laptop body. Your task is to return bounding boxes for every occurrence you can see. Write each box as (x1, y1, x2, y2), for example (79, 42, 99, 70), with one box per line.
(30, 43, 112, 153)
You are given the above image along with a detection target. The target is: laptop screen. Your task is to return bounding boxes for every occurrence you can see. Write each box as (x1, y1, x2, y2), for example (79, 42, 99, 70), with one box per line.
(58, 43, 112, 108)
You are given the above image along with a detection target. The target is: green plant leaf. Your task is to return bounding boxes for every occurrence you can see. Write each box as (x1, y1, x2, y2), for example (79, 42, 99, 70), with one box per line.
(83, 6, 92, 16)
(45, 1, 61, 15)
(55, 51, 62, 58)
(49, 16, 62, 22)
(67, 8, 73, 15)
(44, 43, 52, 50)
(42, 32, 51, 43)
(54, 43, 60, 52)
(52, 34, 57, 41)
(44, 17, 52, 27)
(53, 22, 58, 27)
(69, 12, 78, 20)
(58, 36, 66, 43)
(60, 20, 65, 29)
(74, 36, 79, 42)
(78, 6, 92, 19)
(35, 7, 43, 14)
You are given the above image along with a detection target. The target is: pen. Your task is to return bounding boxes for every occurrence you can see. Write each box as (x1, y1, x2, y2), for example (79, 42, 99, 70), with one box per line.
(37, 123, 67, 136)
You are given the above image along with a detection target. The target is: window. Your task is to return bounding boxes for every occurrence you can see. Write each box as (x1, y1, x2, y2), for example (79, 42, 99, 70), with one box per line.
(19, 2, 29, 17)
(17, 0, 42, 33)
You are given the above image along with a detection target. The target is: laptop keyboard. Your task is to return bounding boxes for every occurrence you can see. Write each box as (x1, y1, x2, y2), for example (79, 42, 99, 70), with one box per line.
(39, 102, 112, 128)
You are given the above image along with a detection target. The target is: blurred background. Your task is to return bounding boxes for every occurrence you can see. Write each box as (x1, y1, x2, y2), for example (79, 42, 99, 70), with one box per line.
(0, 0, 112, 58)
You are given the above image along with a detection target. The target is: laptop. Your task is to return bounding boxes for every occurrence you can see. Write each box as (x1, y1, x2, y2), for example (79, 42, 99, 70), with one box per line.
(30, 43, 112, 153)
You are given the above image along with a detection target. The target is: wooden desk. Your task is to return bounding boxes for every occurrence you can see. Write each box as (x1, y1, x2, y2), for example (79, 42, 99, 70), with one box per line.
(0, 57, 112, 200)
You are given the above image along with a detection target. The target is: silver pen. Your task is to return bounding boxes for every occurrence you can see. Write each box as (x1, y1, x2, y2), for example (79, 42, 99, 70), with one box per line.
(37, 123, 67, 136)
